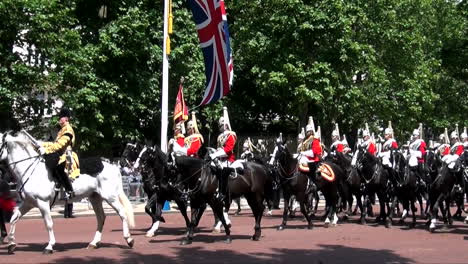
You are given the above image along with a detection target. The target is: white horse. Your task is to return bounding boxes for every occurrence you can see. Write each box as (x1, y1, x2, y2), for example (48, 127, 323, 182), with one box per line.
(0, 131, 135, 254)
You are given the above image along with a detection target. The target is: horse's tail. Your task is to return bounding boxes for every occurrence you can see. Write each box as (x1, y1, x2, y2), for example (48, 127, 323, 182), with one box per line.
(117, 171, 135, 228)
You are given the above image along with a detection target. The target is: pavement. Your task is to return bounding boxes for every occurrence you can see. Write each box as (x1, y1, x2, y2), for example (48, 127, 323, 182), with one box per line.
(20, 197, 263, 219)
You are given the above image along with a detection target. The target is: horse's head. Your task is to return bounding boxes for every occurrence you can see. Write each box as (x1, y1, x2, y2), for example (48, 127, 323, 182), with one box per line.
(133, 145, 168, 182)
(272, 140, 289, 165)
(120, 142, 144, 168)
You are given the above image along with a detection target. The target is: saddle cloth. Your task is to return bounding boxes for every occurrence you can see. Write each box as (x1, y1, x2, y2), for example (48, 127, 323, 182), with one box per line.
(318, 163, 335, 182)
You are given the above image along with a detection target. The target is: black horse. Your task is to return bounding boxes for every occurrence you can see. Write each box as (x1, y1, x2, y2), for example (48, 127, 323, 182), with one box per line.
(271, 142, 313, 230)
(132, 145, 232, 244)
(120, 143, 193, 238)
(387, 151, 419, 227)
(196, 146, 274, 241)
(428, 152, 467, 232)
(328, 152, 363, 220)
(353, 146, 391, 227)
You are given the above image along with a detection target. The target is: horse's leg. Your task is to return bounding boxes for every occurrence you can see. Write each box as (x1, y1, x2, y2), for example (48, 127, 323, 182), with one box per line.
(235, 197, 242, 215)
(193, 202, 206, 228)
(0, 210, 7, 244)
(410, 197, 417, 228)
(214, 199, 231, 233)
(445, 198, 453, 227)
(278, 192, 291, 231)
(7, 202, 33, 254)
(399, 198, 409, 225)
(360, 194, 368, 225)
(299, 195, 313, 229)
(208, 199, 231, 244)
(313, 190, 319, 216)
(387, 195, 398, 227)
(181, 205, 198, 245)
(377, 191, 389, 227)
(417, 192, 426, 219)
(144, 194, 162, 238)
(36, 200, 56, 254)
(331, 192, 339, 227)
(87, 193, 105, 248)
(245, 193, 264, 241)
(106, 198, 134, 247)
(429, 193, 445, 232)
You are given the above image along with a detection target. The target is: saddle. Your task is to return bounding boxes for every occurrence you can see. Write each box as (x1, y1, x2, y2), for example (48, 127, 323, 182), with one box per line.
(317, 163, 335, 182)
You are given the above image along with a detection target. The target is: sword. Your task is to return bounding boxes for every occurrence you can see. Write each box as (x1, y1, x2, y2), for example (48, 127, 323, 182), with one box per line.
(21, 130, 41, 149)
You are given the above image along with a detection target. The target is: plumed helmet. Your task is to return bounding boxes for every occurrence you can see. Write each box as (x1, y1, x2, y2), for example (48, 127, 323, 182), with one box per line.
(450, 131, 458, 139)
(362, 129, 370, 137)
(332, 130, 339, 137)
(306, 116, 315, 133)
(188, 112, 200, 133)
(412, 129, 420, 136)
(243, 140, 249, 149)
(461, 132, 468, 140)
(219, 107, 232, 131)
(58, 108, 71, 119)
(384, 127, 393, 135)
(439, 133, 445, 141)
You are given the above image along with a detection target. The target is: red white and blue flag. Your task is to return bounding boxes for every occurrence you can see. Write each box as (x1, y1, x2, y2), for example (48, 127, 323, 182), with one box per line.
(188, 0, 233, 106)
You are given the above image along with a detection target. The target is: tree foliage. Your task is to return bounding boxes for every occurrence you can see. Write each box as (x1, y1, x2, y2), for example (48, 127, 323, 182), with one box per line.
(0, 0, 466, 153)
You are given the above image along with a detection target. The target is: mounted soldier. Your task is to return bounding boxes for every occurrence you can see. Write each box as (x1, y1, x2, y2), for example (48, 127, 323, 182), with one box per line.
(407, 124, 427, 187)
(209, 107, 240, 200)
(433, 130, 450, 157)
(442, 129, 464, 170)
(173, 122, 186, 148)
(240, 137, 254, 161)
(360, 123, 376, 156)
(378, 121, 399, 168)
(298, 116, 323, 182)
(173, 112, 204, 158)
(39, 108, 79, 198)
(330, 123, 344, 154)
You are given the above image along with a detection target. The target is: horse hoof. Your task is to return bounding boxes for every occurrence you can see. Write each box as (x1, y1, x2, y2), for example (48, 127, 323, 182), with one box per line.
(360, 219, 366, 225)
(43, 249, 54, 255)
(385, 219, 392, 228)
(7, 244, 16, 254)
(224, 237, 232, 244)
(180, 239, 192, 245)
(145, 232, 155, 238)
(398, 219, 404, 225)
(324, 222, 329, 228)
(87, 242, 100, 249)
(429, 226, 436, 233)
(277, 225, 285, 231)
(126, 238, 135, 248)
(212, 228, 221, 234)
(251, 235, 260, 241)
(307, 224, 313, 230)
(226, 223, 232, 229)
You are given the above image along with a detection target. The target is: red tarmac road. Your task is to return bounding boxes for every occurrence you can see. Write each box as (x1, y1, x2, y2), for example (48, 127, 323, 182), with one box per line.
(1, 209, 467, 264)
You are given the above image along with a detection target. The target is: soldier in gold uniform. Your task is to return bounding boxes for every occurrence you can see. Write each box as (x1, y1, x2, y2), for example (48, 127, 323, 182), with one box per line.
(39, 108, 79, 199)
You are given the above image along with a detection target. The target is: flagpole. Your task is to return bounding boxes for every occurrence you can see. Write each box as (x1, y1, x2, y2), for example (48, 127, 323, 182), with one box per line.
(160, 0, 169, 153)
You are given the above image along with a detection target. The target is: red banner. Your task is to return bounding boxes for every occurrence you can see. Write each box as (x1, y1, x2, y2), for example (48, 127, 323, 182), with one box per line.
(173, 83, 188, 124)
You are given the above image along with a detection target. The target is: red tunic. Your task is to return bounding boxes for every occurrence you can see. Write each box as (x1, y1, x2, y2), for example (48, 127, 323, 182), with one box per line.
(310, 138, 322, 162)
(223, 132, 237, 162)
(185, 134, 203, 157)
(367, 142, 377, 156)
(453, 145, 464, 156)
(418, 141, 426, 163)
(0, 196, 16, 212)
(175, 133, 185, 147)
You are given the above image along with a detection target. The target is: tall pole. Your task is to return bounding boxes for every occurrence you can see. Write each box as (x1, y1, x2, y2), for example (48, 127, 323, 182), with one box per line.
(160, 0, 169, 153)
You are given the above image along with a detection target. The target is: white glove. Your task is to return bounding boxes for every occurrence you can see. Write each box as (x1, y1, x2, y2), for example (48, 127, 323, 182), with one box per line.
(172, 143, 187, 156)
(409, 150, 422, 158)
(210, 148, 227, 160)
(39, 147, 46, 155)
(168, 138, 175, 146)
(301, 150, 314, 157)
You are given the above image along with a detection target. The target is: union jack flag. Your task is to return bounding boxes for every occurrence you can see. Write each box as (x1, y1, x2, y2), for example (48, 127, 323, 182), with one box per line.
(188, 0, 233, 106)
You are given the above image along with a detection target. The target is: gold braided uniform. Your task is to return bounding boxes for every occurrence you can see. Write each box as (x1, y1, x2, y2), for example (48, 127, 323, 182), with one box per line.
(42, 122, 80, 180)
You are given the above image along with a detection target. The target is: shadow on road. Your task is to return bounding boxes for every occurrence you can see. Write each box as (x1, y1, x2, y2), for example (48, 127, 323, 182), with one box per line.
(50, 244, 414, 264)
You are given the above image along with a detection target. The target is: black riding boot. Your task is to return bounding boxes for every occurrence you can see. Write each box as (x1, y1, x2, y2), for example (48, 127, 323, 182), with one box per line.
(55, 163, 74, 198)
(217, 168, 230, 202)
(306, 162, 318, 188)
